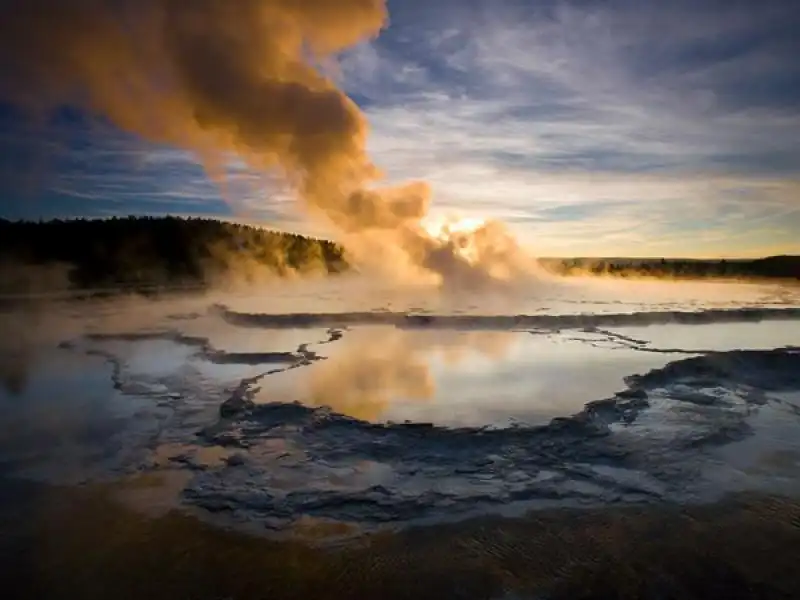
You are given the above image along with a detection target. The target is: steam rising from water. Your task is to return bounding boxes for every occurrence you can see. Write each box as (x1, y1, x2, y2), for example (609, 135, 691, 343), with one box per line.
(0, 0, 538, 288)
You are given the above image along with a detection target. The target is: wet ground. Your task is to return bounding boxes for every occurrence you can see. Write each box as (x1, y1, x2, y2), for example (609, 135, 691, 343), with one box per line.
(3, 478, 800, 600)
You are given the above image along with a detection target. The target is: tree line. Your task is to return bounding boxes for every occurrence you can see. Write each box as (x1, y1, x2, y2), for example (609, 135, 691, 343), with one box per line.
(0, 216, 349, 293)
(540, 256, 800, 281)
(1, 216, 796, 295)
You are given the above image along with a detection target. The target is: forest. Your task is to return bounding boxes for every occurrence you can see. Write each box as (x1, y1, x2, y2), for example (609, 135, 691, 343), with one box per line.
(540, 255, 800, 281)
(0, 216, 348, 294)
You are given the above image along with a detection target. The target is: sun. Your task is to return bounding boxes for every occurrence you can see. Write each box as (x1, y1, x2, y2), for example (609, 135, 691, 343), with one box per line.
(420, 215, 487, 241)
(418, 214, 490, 267)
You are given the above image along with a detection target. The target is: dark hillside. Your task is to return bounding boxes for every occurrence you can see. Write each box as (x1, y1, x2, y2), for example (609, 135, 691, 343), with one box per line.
(0, 216, 348, 293)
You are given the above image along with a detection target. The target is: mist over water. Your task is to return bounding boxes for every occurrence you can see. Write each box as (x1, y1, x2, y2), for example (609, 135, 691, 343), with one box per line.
(208, 273, 798, 317)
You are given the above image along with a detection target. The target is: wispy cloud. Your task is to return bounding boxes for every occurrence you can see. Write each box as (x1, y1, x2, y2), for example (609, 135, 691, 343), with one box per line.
(332, 0, 800, 255)
(0, 116, 328, 234)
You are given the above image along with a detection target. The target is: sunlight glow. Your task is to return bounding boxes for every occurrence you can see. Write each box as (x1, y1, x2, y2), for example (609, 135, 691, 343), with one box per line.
(420, 215, 489, 265)
(420, 215, 488, 240)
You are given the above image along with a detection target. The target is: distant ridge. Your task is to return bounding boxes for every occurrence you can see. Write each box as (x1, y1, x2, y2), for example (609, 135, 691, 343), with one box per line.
(539, 255, 800, 281)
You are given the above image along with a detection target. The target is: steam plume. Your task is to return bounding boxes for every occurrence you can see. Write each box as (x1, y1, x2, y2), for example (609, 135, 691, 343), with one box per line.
(0, 0, 536, 287)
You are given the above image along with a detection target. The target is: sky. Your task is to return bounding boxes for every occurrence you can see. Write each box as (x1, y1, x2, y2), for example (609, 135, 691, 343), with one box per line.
(0, 0, 798, 258)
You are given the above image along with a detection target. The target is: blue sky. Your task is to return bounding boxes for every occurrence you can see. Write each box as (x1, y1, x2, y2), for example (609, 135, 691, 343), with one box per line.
(1, 0, 799, 257)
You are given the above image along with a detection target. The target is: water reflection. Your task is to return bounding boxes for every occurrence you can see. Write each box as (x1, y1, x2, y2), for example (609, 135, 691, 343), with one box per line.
(299, 329, 514, 422)
(259, 327, 674, 428)
(0, 346, 162, 483)
(0, 347, 29, 395)
(0, 310, 42, 396)
(615, 320, 800, 353)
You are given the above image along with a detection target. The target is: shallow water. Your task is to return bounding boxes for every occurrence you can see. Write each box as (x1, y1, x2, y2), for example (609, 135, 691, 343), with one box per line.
(216, 275, 800, 316)
(1, 277, 800, 538)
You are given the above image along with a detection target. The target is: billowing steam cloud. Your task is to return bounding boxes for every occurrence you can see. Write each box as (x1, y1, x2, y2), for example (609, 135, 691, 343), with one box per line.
(0, 0, 536, 287)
